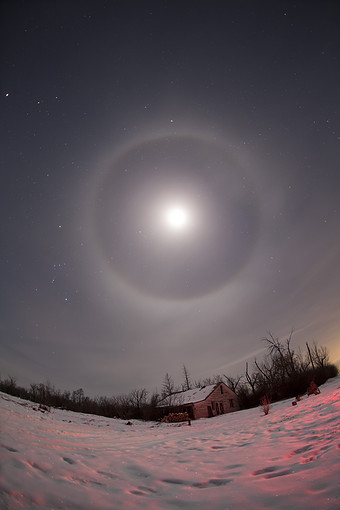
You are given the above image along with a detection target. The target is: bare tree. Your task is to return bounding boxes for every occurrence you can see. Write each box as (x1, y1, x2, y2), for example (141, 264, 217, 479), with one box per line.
(223, 374, 242, 393)
(182, 365, 192, 391)
(262, 330, 299, 382)
(263, 332, 290, 377)
(306, 342, 315, 370)
(199, 374, 224, 386)
(245, 362, 259, 395)
(311, 342, 329, 368)
(162, 373, 176, 398)
(285, 330, 297, 374)
(114, 394, 133, 419)
(254, 358, 272, 384)
(72, 388, 85, 410)
(130, 388, 148, 411)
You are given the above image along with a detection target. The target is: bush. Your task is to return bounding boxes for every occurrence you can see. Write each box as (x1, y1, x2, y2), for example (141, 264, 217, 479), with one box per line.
(260, 396, 271, 415)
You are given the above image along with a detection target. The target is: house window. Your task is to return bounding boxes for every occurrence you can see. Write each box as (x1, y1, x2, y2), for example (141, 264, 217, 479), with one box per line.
(220, 385, 223, 394)
(229, 399, 234, 408)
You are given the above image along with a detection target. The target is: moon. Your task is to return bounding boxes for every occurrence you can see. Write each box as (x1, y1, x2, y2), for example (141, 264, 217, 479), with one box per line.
(165, 206, 189, 230)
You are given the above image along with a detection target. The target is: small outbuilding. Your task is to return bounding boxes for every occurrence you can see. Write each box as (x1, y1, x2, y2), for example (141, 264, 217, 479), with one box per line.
(157, 381, 239, 420)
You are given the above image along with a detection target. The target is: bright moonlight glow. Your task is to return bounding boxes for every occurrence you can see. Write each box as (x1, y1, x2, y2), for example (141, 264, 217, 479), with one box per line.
(165, 206, 189, 229)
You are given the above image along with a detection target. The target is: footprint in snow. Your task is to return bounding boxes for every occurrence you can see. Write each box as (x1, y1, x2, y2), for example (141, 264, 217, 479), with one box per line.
(287, 444, 313, 458)
(129, 486, 158, 496)
(1, 444, 18, 452)
(252, 466, 281, 476)
(251, 466, 293, 478)
(63, 457, 76, 464)
(97, 470, 119, 479)
(192, 478, 233, 488)
(161, 478, 186, 485)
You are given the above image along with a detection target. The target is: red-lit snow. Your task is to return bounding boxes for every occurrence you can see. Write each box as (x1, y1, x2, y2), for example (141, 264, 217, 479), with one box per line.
(1, 376, 339, 509)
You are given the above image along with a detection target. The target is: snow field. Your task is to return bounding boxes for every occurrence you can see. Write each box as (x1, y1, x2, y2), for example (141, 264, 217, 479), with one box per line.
(1, 376, 339, 509)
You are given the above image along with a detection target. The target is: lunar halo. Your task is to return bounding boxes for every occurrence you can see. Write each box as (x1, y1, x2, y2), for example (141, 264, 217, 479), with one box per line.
(92, 133, 260, 301)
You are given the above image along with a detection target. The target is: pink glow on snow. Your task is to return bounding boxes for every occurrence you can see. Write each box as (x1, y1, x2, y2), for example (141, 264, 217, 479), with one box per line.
(1, 377, 339, 509)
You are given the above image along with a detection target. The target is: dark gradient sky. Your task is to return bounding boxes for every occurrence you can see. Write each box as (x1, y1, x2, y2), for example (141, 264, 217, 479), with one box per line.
(1, 1, 339, 396)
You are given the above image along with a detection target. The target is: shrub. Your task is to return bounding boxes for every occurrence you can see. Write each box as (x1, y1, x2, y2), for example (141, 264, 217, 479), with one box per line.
(260, 396, 271, 415)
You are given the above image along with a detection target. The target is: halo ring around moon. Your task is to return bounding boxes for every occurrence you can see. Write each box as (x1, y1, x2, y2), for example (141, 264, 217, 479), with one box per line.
(93, 134, 260, 301)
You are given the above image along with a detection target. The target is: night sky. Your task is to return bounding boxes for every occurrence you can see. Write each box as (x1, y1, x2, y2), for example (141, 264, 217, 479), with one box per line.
(1, 1, 340, 397)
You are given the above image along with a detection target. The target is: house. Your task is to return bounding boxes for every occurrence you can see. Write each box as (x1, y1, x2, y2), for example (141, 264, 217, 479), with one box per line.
(157, 381, 239, 420)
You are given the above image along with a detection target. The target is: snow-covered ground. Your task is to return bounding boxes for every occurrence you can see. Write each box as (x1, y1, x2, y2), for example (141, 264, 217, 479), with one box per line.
(1, 377, 339, 510)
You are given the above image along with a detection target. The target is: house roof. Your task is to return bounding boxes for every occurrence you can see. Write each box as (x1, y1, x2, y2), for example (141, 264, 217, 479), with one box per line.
(158, 384, 217, 407)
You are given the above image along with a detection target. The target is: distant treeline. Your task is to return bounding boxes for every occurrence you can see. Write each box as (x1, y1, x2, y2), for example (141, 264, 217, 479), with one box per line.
(0, 378, 160, 420)
(0, 333, 338, 420)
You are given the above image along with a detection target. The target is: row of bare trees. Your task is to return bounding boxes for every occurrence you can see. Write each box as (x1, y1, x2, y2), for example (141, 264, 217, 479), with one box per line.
(234, 332, 338, 408)
(0, 333, 337, 418)
(0, 376, 160, 420)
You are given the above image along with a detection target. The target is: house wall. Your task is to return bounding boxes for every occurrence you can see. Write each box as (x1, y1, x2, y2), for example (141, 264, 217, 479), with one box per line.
(192, 383, 239, 419)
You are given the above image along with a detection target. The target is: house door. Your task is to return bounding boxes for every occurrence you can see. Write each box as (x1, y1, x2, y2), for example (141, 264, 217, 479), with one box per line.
(207, 405, 213, 417)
